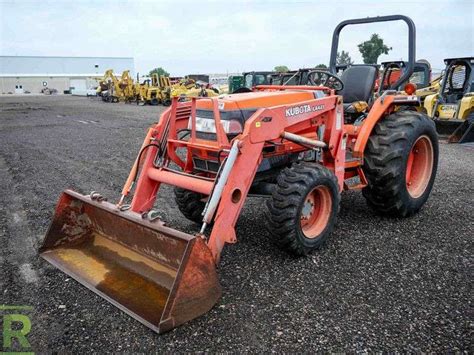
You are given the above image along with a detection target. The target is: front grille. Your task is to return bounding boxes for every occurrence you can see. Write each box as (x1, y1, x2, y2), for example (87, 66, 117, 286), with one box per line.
(176, 106, 192, 120)
(207, 160, 220, 172)
(193, 157, 220, 173)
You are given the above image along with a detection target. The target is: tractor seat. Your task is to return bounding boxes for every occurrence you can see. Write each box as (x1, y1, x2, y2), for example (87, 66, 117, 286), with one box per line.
(339, 65, 378, 112)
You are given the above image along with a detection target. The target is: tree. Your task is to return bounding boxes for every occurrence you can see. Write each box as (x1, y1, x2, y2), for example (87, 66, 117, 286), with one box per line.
(274, 65, 289, 73)
(336, 51, 353, 65)
(315, 64, 328, 69)
(357, 34, 392, 64)
(149, 67, 169, 77)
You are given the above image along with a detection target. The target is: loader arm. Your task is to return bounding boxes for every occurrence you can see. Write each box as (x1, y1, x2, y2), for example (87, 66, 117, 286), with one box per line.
(126, 93, 344, 262)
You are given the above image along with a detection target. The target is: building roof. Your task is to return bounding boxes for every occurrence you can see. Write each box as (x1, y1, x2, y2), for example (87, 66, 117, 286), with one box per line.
(0, 55, 133, 60)
(0, 55, 134, 76)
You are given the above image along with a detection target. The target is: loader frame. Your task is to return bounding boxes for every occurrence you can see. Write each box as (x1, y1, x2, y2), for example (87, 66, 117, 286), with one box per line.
(121, 86, 417, 262)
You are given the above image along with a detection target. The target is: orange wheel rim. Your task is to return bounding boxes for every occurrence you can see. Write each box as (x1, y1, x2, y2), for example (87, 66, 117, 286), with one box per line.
(300, 186, 332, 238)
(406, 135, 434, 198)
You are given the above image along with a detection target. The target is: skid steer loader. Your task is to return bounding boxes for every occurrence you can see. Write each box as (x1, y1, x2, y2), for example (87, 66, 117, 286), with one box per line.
(424, 57, 474, 143)
(40, 15, 439, 334)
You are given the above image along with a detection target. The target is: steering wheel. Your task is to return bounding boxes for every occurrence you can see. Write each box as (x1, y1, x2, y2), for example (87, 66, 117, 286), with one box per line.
(308, 70, 344, 91)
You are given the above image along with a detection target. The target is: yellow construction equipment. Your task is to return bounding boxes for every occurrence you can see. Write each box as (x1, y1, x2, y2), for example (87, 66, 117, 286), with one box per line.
(118, 70, 137, 103)
(424, 57, 474, 143)
(136, 74, 162, 105)
(158, 75, 173, 106)
(169, 78, 219, 103)
(96, 69, 137, 103)
(416, 73, 442, 103)
(97, 69, 122, 103)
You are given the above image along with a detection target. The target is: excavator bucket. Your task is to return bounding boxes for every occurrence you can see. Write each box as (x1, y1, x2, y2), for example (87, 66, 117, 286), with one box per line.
(39, 190, 221, 333)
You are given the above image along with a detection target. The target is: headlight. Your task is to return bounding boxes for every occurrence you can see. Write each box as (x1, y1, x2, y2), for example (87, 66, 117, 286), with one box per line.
(189, 117, 242, 135)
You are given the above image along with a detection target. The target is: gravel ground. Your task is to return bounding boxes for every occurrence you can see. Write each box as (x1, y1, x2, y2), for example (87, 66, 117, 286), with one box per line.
(0, 95, 472, 352)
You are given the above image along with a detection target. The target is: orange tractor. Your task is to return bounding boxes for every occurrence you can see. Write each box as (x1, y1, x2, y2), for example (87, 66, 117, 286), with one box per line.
(40, 15, 438, 333)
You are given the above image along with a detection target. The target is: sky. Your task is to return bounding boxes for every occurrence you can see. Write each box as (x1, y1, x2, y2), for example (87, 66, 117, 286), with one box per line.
(0, 0, 473, 76)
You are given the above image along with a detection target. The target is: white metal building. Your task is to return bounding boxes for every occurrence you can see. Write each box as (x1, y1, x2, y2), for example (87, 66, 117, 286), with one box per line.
(0, 56, 134, 95)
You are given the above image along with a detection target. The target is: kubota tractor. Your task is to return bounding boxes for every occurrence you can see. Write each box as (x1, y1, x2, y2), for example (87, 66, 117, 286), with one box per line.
(40, 15, 438, 334)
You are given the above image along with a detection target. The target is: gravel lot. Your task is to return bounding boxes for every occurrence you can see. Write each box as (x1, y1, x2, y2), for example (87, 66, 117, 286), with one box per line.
(0, 95, 472, 352)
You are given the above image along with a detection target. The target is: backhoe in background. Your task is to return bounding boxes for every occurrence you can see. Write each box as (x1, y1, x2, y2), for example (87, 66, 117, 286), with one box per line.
(118, 70, 137, 103)
(96, 69, 122, 103)
(168, 78, 219, 103)
(40, 15, 438, 334)
(136, 74, 162, 105)
(96, 69, 137, 103)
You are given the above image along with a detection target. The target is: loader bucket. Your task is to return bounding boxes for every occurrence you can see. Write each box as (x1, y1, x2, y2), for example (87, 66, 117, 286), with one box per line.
(39, 190, 221, 334)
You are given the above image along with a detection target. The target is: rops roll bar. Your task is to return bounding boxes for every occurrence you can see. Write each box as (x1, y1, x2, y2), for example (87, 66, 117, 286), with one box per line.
(329, 15, 416, 91)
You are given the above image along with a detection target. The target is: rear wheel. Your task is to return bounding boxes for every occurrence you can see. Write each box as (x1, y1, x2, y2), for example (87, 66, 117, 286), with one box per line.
(362, 110, 438, 217)
(265, 163, 340, 255)
(174, 187, 205, 224)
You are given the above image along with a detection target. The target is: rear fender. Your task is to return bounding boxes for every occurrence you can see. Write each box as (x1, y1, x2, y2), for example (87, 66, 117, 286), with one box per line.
(353, 95, 398, 158)
(353, 94, 421, 158)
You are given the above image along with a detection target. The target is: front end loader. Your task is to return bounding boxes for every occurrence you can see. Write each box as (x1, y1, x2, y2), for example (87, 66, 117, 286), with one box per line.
(40, 15, 439, 334)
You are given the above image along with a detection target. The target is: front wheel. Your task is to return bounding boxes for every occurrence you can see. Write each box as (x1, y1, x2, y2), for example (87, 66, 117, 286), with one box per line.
(174, 187, 206, 224)
(265, 163, 340, 255)
(362, 111, 439, 217)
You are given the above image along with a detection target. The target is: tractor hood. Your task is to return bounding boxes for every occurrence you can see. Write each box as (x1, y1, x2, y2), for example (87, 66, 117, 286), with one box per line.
(196, 90, 320, 111)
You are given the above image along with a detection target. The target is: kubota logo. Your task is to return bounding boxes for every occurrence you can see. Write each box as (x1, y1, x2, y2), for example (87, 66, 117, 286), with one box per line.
(285, 104, 325, 117)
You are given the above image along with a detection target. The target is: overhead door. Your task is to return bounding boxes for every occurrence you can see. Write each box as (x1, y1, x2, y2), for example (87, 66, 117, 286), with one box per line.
(70, 79, 87, 96)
